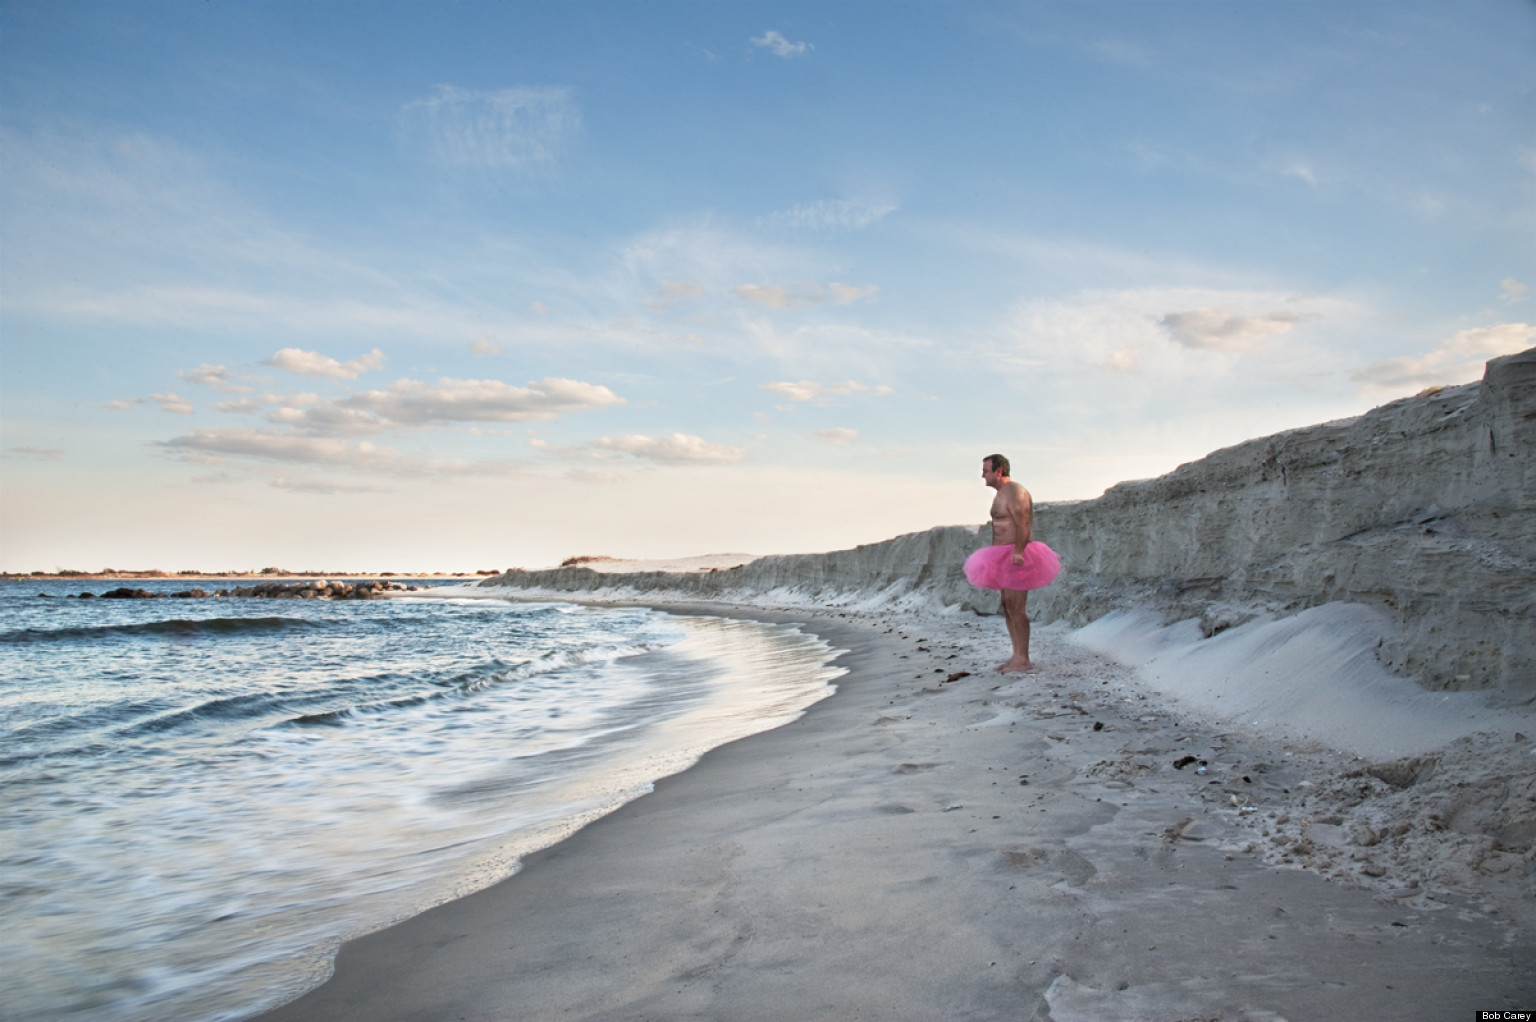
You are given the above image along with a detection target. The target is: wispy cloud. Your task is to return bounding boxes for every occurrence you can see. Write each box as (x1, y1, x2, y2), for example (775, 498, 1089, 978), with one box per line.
(1003, 287, 1357, 382)
(1159, 308, 1311, 352)
(589, 433, 745, 464)
(158, 427, 519, 477)
(7, 446, 64, 460)
(267, 404, 391, 435)
(470, 338, 502, 356)
(758, 200, 896, 232)
(226, 376, 621, 435)
(341, 377, 623, 426)
(1090, 36, 1156, 71)
(762, 380, 893, 403)
(399, 85, 580, 172)
(1279, 161, 1319, 186)
(179, 363, 252, 393)
(1500, 278, 1528, 304)
(732, 282, 878, 310)
(1351, 323, 1533, 393)
(810, 427, 859, 446)
(13, 284, 472, 340)
(266, 347, 386, 380)
(161, 428, 404, 469)
(151, 393, 196, 415)
(217, 397, 272, 415)
(270, 476, 392, 495)
(645, 280, 707, 312)
(751, 30, 811, 58)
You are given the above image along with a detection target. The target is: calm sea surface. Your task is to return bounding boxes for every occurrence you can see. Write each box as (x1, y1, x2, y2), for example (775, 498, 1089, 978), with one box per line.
(1, 579, 843, 1022)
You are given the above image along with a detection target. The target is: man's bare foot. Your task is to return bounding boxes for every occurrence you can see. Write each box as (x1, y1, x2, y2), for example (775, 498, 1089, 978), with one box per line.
(997, 657, 1034, 673)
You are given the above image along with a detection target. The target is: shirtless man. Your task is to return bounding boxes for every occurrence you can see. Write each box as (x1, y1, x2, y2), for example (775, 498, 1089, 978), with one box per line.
(981, 453, 1041, 672)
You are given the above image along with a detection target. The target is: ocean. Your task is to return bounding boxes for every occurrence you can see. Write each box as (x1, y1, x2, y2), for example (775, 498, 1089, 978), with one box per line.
(0, 579, 844, 1022)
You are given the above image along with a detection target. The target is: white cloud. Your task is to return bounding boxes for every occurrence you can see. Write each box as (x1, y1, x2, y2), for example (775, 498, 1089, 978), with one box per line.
(158, 427, 518, 477)
(758, 200, 896, 231)
(341, 376, 623, 426)
(267, 404, 390, 435)
(1159, 307, 1309, 352)
(751, 30, 810, 58)
(589, 433, 746, 464)
(732, 281, 878, 310)
(1351, 323, 1534, 393)
(470, 339, 502, 356)
(811, 427, 859, 446)
(1500, 278, 1528, 304)
(7, 446, 63, 460)
(762, 380, 893, 403)
(266, 347, 387, 380)
(179, 363, 251, 393)
(103, 398, 142, 411)
(151, 393, 196, 415)
(399, 85, 580, 172)
(161, 428, 404, 469)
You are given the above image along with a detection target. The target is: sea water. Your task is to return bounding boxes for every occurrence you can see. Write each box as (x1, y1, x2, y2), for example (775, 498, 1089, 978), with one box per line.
(0, 579, 843, 1022)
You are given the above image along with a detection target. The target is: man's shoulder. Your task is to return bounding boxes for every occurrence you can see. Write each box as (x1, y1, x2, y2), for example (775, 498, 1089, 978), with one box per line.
(1002, 479, 1031, 501)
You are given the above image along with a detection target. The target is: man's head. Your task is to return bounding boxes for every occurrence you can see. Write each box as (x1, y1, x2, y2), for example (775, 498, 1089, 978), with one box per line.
(982, 453, 1010, 488)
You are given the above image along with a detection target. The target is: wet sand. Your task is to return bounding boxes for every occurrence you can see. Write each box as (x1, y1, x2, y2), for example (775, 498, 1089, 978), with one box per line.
(252, 604, 1535, 1021)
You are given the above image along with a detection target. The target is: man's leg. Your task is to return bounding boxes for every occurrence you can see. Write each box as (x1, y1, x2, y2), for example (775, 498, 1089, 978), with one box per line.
(998, 588, 1032, 672)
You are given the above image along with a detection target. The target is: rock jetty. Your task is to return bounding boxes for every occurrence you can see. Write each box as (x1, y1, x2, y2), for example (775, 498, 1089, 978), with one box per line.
(82, 580, 422, 600)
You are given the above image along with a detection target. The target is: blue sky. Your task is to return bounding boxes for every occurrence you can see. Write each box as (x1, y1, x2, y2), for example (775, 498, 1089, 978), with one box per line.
(2, 1, 1532, 573)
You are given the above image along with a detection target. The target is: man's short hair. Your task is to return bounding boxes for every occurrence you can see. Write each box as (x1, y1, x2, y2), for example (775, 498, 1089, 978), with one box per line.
(984, 453, 1010, 476)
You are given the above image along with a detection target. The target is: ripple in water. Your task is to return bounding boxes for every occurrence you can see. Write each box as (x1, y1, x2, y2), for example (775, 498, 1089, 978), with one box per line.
(0, 582, 843, 1022)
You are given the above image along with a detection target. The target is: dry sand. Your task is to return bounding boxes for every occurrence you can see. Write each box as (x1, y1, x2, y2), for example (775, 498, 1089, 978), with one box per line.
(252, 601, 1534, 1022)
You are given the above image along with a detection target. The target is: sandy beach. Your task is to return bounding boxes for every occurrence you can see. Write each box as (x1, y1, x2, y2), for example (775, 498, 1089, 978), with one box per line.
(251, 353, 1534, 1019)
(253, 600, 1535, 1021)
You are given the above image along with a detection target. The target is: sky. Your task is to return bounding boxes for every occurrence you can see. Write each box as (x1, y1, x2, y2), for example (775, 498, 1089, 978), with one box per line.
(1, 1, 1532, 574)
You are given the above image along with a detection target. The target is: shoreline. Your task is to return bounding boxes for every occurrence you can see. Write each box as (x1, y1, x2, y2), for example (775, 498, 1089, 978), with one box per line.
(250, 597, 1536, 1021)
(5, 590, 844, 1022)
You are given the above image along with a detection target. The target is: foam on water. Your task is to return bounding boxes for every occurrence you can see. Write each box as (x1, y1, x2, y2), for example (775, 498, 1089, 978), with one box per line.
(1, 581, 843, 1022)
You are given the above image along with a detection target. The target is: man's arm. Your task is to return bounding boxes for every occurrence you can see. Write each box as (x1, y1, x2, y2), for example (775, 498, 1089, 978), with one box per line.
(1008, 483, 1033, 563)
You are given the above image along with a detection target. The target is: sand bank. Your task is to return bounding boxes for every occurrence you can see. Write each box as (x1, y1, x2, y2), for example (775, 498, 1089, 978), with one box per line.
(480, 349, 1535, 702)
(255, 352, 1532, 1018)
(253, 601, 1534, 1021)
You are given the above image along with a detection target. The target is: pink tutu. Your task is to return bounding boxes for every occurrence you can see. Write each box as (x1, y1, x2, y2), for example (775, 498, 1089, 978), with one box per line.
(963, 543, 1061, 591)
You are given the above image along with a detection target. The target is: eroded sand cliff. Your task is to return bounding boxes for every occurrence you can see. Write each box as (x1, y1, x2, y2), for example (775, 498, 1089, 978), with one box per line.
(485, 348, 1534, 701)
